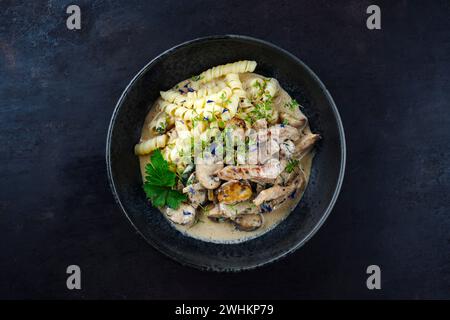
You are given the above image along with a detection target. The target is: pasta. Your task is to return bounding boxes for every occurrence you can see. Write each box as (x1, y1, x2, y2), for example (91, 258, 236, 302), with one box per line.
(137, 61, 287, 162)
(198, 60, 257, 83)
(135, 60, 321, 241)
(134, 134, 168, 155)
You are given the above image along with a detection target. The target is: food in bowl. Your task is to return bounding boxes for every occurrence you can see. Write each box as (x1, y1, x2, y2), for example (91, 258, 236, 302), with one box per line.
(134, 60, 320, 243)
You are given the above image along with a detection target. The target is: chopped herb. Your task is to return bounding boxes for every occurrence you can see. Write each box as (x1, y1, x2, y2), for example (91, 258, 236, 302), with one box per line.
(201, 139, 208, 150)
(143, 149, 187, 209)
(281, 118, 289, 126)
(155, 118, 167, 134)
(285, 99, 300, 110)
(191, 75, 204, 81)
(250, 98, 273, 121)
(285, 159, 300, 173)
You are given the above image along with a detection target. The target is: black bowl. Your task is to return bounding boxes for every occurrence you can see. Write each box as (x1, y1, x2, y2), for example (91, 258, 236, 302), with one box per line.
(106, 35, 346, 271)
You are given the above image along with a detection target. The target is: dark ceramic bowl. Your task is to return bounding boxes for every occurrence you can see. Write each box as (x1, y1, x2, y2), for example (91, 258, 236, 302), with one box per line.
(106, 35, 346, 271)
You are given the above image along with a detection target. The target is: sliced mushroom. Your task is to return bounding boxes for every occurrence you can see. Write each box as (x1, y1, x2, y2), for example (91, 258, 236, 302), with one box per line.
(217, 158, 282, 184)
(280, 113, 307, 129)
(269, 124, 301, 142)
(294, 133, 321, 158)
(234, 214, 264, 231)
(182, 184, 206, 208)
(280, 140, 296, 159)
(203, 203, 222, 220)
(195, 158, 224, 189)
(257, 133, 280, 164)
(252, 118, 268, 130)
(275, 160, 305, 186)
(253, 183, 298, 206)
(165, 204, 196, 226)
(182, 173, 206, 208)
(219, 201, 259, 220)
(253, 185, 295, 206)
(217, 180, 252, 205)
(265, 173, 306, 210)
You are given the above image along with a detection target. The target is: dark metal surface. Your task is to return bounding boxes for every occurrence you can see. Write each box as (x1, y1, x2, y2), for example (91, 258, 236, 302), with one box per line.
(0, 0, 449, 298)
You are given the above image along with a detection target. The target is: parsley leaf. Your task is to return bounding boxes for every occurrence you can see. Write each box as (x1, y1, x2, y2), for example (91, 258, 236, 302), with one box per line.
(285, 99, 300, 110)
(285, 159, 300, 173)
(143, 149, 187, 209)
(144, 149, 175, 187)
(143, 184, 168, 207)
(166, 190, 187, 209)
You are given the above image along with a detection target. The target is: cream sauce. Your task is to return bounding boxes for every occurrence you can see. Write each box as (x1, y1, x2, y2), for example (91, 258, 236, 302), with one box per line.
(138, 73, 315, 244)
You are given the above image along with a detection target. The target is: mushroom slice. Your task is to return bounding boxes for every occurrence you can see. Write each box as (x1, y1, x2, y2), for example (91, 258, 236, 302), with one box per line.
(269, 124, 301, 142)
(182, 183, 206, 209)
(294, 133, 321, 158)
(253, 184, 297, 206)
(234, 214, 264, 231)
(275, 160, 305, 186)
(165, 204, 196, 226)
(217, 159, 282, 184)
(217, 201, 259, 220)
(263, 173, 306, 209)
(280, 140, 296, 159)
(195, 160, 224, 189)
(252, 118, 268, 130)
(217, 180, 252, 205)
(280, 113, 307, 129)
(204, 203, 222, 220)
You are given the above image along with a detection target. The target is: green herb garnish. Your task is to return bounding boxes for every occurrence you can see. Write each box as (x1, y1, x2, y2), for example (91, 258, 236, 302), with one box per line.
(143, 149, 187, 209)
(285, 159, 300, 173)
(191, 75, 204, 81)
(250, 98, 273, 121)
(285, 99, 300, 110)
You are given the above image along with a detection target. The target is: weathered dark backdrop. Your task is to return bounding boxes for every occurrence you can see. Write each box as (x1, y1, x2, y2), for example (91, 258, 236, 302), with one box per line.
(0, 0, 449, 299)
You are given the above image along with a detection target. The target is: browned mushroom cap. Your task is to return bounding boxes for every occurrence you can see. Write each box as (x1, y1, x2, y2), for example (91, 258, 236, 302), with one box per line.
(226, 116, 246, 129)
(195, 162, 224, 189)
(217, 180, 252, 205)
(234, 214, 264, 231)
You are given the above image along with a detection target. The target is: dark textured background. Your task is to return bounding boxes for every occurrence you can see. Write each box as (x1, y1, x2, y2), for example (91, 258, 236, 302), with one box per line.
(0, 0, 449, 299)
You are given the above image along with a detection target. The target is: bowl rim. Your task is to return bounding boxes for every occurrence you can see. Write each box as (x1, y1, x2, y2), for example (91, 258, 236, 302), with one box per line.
(106, 34, 346, 271)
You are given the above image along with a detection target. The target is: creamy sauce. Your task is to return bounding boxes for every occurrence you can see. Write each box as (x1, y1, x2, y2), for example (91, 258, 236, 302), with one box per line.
(138, 73, 315, 244)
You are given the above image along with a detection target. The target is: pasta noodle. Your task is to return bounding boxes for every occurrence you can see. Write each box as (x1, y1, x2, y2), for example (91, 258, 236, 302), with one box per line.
(198, 60, 257, 83)
(134, 134, 168, 155)
(136, 61, 281, 161)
